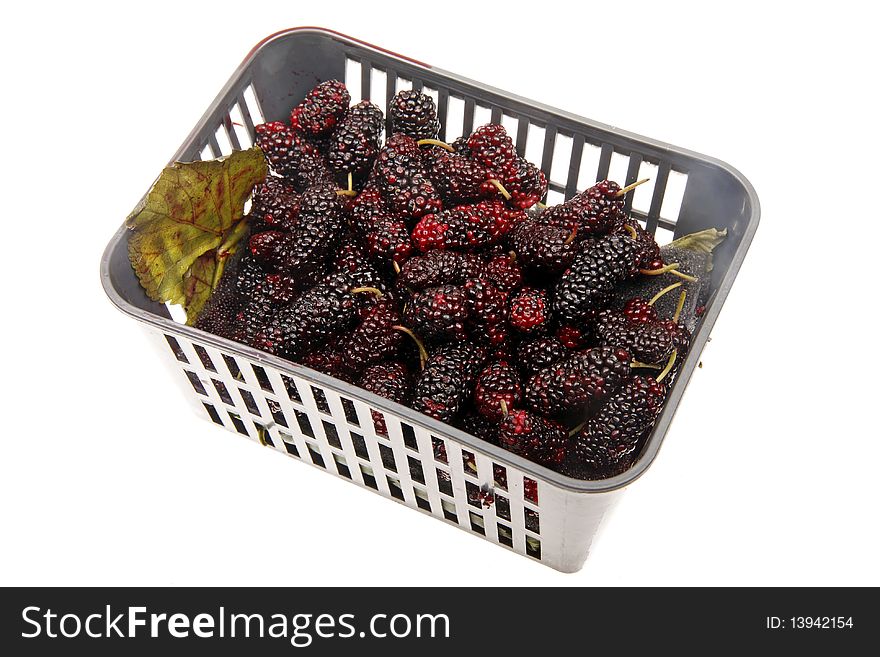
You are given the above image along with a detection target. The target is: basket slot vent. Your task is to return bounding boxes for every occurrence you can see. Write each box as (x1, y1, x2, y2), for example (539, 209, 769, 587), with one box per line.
(310, 386, 331, 415)
(193, 344, 215, 371)
(469, 511, 485, 535)
(238, 388, 259, 416)
(222, 354, 243, 380)
(473, 103, 492, 130)
(632, 161, 659, 216)
(379, 443, 397, 473)
(280, 374, 302, 403)
(227, 412, 248, 436)
(267, 399, 287, 427)
(333, 452, 351, 479)
(435, 88, 449, 141)
(202, 402, 223, 425)
(445, 95, 465, 141)
(184, 370, 207, 396)
(401, 423, 418, 450)
(525, 536, 542, 560)
(493, 463, 508, 490)
(322, 420, 342, 449)
(495, 494, 511, 521)
(241, 83, 265, 127)
(223, 104, 246, 149)
(622, 153, 644, 215)
(341, 433, 363, 462)
(660, 169, 688, 225)
(549, 132, 573, 193)
(359, 463, 378, 490)
(539, 124, 556, 181)
(436, 468, 453, 497)
(206, 133, 223, 159)
(577, 142, 603, 190)
(340, 397, 360, 426)
(344, 57, 362, 101)
(213, 125, 233, 156)
(596, 143, 613, 181)
(370, 66, 387, 116)
(523, 476, 539, 505)
(462, 97, 476, 137)
(497, 523, 513, 547)
(399, 77, 415, 93)
(386, 476, 405, 501)
(461, 450, 477, 477)
(407, 456, 425, 485)
(524, 508, 540, 534)
(431, 437, 448, 464)
(165, 335, 188, 363)
(607, 151, 631, 190)
(413, 486, 431, 511)
(305, 442, 325, 468)
(293, 409, 315, 439)
(279, 432, 299, 457)
(465, 481, 481, 509)
(250, 364, 274, 393)
(440, 498, 457, 522)
(198, 144, 214, 161)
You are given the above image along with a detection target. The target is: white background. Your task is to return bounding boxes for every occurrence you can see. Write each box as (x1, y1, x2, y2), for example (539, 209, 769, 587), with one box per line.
(1, 0, 877, 586)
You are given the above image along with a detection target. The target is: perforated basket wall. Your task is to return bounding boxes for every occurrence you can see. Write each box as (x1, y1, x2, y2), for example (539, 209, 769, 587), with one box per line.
(101, 28, 759, 572)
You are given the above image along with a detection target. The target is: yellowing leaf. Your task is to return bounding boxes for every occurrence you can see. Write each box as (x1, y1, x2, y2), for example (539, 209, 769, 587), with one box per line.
(127, 147, 267, 324)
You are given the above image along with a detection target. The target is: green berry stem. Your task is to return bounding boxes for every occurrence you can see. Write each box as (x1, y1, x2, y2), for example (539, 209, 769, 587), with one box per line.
(499, 399, 509, 418)
(614, 178, 650, 197)
(568, 421, 586, 437)
(623, 224, 638, 240)
(488, 179, 512, 200)
(672, 290, 687, 324)
(640, 262, 680, 276)
(392, 325, 428, 369)
(350, 286, 384, 298)
(669, 269, 698, 282)
(416, 138, 455, 152)
(656, 349, 678, 383)
(648, 281, 683, 306)
(630, 360, 662, 370)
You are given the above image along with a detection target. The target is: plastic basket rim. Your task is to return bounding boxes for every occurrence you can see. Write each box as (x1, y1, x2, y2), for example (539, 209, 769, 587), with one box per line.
(99, 26, 760, 495)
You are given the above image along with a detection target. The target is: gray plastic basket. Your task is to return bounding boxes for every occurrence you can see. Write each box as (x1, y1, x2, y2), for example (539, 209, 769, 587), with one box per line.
(100, 28, 759, 572)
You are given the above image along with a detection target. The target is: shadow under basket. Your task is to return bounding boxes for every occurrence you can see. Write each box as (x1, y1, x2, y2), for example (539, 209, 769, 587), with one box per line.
(100, 28, 759, 572)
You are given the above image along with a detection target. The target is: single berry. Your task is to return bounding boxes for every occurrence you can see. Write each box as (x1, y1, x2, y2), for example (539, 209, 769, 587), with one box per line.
(366, 215, 414, 264)
(568, 376, 667, 479)
(338, 297, 404, 376)
(254, 121, 332, 189)
(509, 287, 550, 334)
(502, 158, 547, 209)
(507, 219, 579, 275)
(474, 361, 522, 421)
(412, 342, 485, 423)
(540, 179, 626, 237)
(553, 234, 642, 324)
(465, 278, 509, 329)
(250, 176, 300, 232)
(556, 325, 589, 349)
(255, 275, 360, 359)
(456, 412, 500, 445)
(289, 80, 350, 137)
(484, 253, 523, 292)
(467, 124, 518, 178)
(360, 362, 413, 436)
(412, 201, 522, 251)
(388, 90, 440, 140)
(397, 250, 484, 290)
(524, 346, 631, 420)
(517, 336, 570, 376)
(429, 152, 492, 204)
(371, 134, 443, 218)
(402, 284, 470, 342)
(623, 298, 659, 323)
(498, 410, 567, 467)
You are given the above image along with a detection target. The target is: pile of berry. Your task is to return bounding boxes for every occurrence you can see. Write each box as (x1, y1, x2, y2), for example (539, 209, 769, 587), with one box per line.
(197, 80, 696, 480)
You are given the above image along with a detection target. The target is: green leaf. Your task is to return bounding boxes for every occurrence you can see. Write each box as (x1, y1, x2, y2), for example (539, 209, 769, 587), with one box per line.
(127, 147, 267, 324)
(668, 228, 727, 271)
